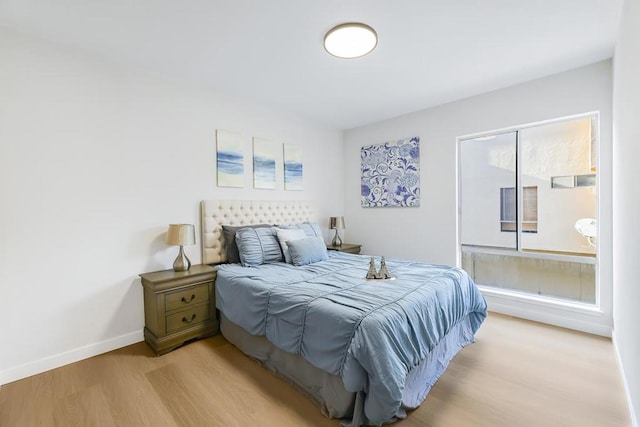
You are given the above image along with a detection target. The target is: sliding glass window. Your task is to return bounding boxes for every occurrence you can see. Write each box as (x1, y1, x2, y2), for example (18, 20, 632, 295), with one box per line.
(459, 116, 597, 304)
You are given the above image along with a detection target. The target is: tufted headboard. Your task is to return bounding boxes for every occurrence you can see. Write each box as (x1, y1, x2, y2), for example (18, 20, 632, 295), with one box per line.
(200, 200, 317, 265)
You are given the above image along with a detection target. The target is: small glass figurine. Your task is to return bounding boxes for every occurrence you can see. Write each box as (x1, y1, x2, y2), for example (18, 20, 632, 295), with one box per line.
(366, 257, 378, 279)
(377, 256, 392, 279)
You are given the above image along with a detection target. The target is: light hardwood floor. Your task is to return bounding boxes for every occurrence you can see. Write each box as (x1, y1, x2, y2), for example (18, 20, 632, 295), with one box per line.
(0, 313, 631, 426)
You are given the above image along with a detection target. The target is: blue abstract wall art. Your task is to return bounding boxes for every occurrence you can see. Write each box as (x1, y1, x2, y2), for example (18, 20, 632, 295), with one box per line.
(283, 144, 303, 190)
(216, 130, 244, 188)
(253, 137, 277, 189)
(361, 136, 420, 207)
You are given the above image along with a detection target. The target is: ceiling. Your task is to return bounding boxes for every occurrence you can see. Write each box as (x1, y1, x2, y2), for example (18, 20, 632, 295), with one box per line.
(0, 0, 623, 129)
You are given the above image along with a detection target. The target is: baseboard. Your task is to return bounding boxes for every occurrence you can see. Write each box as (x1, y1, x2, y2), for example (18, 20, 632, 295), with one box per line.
(612, 331, 639, 427)
(484, 292, 612, 337)
(0, 330, 144, 386)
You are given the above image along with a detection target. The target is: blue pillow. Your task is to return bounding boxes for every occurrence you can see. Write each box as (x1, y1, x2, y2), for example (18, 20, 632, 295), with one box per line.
(280, 222, 322, 238)
(288, 237, 329, 266)
(298, 222, 322, 238)
(274, 227, 307, 264)
(235, 227, 284, 266)
(222, 224, 271, 263)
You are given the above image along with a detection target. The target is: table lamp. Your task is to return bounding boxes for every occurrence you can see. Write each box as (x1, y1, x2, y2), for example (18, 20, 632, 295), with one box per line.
(329, 216, 345, 247)
(166, 224, 196, 271)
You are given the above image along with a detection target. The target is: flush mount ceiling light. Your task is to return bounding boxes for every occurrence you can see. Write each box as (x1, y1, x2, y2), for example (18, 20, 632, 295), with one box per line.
(324, 22, 377, 59)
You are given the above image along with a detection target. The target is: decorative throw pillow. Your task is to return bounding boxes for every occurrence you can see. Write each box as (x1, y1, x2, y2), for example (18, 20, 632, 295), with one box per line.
(288, 237, 329, 266)
(235, 227, 284, 266)
(298, 222, 323, 238)
(222, 224, 271, 263)
(274, 227, 307, 264)
(280, 222, 323, 238)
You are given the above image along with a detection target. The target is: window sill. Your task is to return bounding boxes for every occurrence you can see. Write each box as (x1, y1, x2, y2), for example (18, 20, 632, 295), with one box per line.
(478, 285, 602, 316)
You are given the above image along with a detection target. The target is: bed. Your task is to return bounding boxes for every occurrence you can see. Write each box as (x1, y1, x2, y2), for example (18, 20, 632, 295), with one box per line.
(201, 200, 487, 426)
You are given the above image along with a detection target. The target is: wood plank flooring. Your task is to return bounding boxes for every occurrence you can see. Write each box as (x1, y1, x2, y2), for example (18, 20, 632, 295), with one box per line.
(0, 313, 631, 426)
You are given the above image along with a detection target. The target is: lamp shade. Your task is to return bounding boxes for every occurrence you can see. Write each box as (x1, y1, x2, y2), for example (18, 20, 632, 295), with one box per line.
(329, 216, 345, 230)
(165, 224, 195, 246)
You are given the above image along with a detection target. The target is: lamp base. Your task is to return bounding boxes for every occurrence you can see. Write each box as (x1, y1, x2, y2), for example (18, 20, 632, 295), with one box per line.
(173, 246, 191, 272)
(332, 230, 342, 247)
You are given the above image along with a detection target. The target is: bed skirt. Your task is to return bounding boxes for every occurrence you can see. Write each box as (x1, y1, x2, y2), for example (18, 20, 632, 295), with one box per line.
(220, 312, 476, 426)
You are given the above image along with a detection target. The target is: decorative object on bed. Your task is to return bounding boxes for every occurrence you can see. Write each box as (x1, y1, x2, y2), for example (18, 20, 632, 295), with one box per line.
(361, 136, 420, 207)
(202, 200, 487, 426)
(365, 256, 393, 280)
(366, 256, 378, 279)
(329, 216, 345, 246)
(165, 224, 196, 271)
(253, 137, 278, 189)
(216, 130, 244, 188)
(283, 143, 303, 190)
(377, 256, 392, 279)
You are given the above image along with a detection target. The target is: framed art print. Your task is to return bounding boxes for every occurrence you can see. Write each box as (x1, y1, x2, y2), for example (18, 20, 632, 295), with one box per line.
(361, 136, 420, 207)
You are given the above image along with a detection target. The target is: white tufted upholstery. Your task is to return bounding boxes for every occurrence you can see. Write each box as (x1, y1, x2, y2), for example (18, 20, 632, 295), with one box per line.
(200, 200, 317, 264)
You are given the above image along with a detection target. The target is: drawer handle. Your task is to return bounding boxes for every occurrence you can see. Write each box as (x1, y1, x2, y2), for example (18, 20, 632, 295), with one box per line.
(182, 314, 197, 324)
(181, 294, 196, 304)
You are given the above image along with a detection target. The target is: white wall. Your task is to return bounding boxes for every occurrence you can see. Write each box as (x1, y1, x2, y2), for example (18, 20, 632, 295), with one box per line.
(0, 28, 343, 385)
(612, 0, 640, 424)
(344, 60, 613, 336)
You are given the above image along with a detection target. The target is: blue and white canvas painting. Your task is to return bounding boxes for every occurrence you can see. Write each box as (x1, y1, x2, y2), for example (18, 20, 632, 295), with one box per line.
(283, 144, 303, 190)
(361, 136, 420, 207)
(253, 138, 277, 189)
(216, 130, 244, 187)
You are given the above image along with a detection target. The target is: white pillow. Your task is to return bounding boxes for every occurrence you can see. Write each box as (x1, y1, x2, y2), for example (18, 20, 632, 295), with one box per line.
(274, 227, 307, 263)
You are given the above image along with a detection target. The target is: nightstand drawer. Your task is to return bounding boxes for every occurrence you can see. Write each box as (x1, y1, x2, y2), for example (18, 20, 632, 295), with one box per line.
(166, 304, 210, 334)
(165, 284, 209, 312)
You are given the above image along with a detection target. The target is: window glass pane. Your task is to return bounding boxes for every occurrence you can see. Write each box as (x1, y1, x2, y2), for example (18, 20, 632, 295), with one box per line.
(519, 118, 596, 255)
(460, 132, 517, 249)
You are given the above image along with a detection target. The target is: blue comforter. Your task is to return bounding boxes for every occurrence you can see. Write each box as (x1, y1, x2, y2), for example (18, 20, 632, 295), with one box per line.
(216, 252, 487, 424)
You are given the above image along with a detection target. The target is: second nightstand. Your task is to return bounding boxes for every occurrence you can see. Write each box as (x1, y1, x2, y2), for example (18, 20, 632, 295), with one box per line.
(326, 243, 362, 254)
(140, 264, 219, 355)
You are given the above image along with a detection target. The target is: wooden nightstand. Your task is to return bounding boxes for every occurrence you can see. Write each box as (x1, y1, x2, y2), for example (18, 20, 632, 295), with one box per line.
(139, 264, 219, 355)
(326, 243, 362, 254)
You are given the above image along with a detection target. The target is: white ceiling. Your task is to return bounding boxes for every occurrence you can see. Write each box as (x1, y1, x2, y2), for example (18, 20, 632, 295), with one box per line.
(0, 0, 623, 129)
